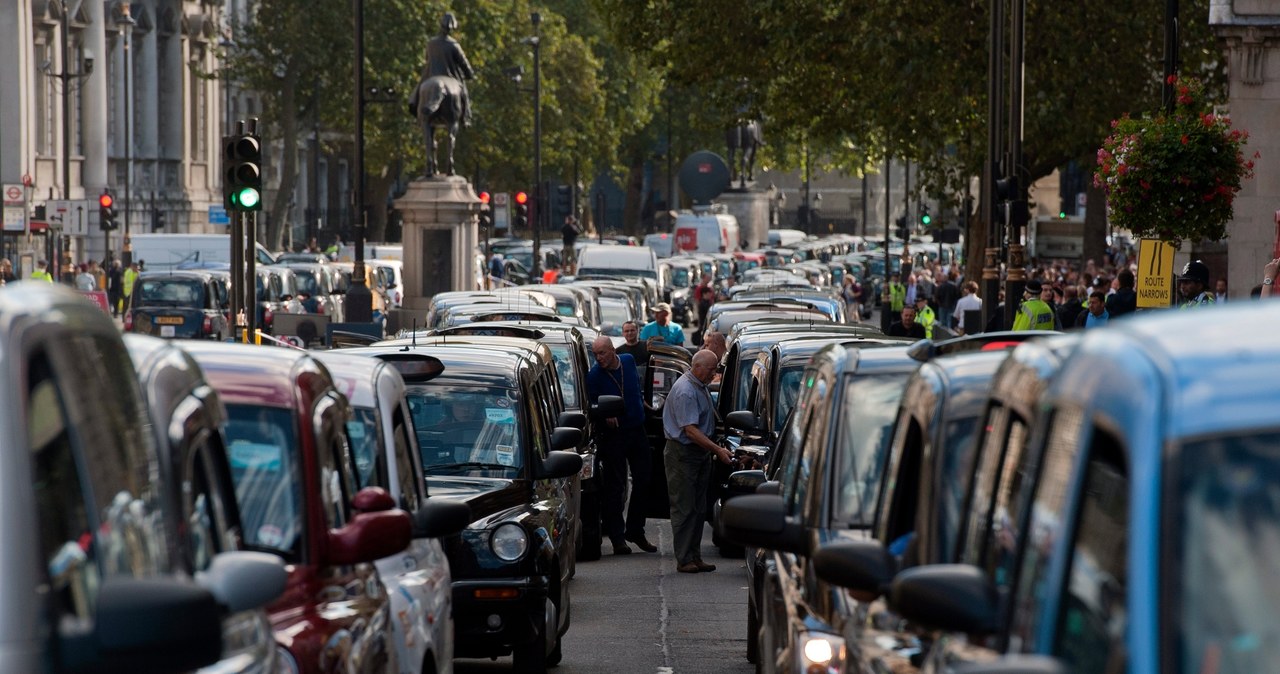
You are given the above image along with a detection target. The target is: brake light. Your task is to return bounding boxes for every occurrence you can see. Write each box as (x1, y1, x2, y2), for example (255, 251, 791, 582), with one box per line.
(123, 311, 133, 331)
(202, 316, 213, 336)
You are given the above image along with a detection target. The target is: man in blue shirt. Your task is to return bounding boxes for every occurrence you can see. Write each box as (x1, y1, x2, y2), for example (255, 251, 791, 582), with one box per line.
(661, 350, 732, 573)
(639, 302, 686, 346)
(587, 336, 654, 554)
(1076, 290, 1110, 329)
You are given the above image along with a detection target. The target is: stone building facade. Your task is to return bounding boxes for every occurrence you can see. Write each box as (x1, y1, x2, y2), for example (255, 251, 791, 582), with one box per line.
(0, 0, 225, 269)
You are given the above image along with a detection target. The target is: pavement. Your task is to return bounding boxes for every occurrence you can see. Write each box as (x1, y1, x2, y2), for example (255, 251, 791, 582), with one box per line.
(456, 519, 755, 674)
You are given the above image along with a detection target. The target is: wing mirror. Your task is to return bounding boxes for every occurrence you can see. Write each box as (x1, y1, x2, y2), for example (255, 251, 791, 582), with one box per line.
(725, 410, 761, 432)
(412, 497, 472, 539)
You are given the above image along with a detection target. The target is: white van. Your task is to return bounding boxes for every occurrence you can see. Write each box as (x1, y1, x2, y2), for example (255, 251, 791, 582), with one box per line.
(767, 228, 807, 248)
(576, 244, 659, 280)
(673, 212, 741, 255)
(128, 233, 276, 271)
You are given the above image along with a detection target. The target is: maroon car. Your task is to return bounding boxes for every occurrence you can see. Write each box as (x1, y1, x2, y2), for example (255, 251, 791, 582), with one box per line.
(183, 342, 413, 674)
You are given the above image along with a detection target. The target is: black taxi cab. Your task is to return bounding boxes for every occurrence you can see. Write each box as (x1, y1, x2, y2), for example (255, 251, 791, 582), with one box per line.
(344, 336, 584, 671)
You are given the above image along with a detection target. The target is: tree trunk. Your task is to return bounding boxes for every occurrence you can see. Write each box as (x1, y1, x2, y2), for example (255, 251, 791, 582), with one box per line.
(622, 160, 645, 237)
(366, 173, 396, 243)
(266, 68, 299, 251)
(964, 197, 989, 287)
(1082, 181, 1108, 269)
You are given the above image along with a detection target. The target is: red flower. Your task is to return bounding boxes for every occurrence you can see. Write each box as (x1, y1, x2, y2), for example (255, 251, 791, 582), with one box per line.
(1181, 135, 1189, 145)
(1166, 74, 1178, 84)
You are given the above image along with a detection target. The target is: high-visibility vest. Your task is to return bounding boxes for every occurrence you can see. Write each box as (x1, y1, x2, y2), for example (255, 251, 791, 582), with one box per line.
(30, 269, 53, 282)
(123, 268, 138, 296)
(1179, 291, 1215, 310)
(1012, 298, 1056, 331)
(916, 305, 936, 338)
(888, 283, 906, 312)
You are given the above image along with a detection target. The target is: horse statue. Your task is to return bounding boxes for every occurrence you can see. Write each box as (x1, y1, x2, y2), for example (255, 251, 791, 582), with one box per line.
(726, 119, 765, 188)
(410, 77, 466, 177)
(408, 13, 474, 178)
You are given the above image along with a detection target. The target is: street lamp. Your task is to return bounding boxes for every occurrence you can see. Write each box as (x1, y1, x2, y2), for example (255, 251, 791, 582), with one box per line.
(346, 0, 373, 323)
(522, 12, 542, 277)
(44, 1, 94, 277)
(120, 4, 136, 265)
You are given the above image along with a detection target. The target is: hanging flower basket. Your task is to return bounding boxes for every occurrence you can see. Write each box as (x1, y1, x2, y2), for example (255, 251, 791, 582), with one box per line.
(1093, 76, 1256, 247)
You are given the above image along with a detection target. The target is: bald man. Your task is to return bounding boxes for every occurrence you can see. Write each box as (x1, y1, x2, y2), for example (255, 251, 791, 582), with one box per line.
(662, 349, 732, 573)
(587, 336, 654, 554)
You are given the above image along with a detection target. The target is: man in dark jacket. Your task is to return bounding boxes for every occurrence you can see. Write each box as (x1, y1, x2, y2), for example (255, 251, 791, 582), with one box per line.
(1057, 285, 1086, 329)
(1107, 269, 1137, 317)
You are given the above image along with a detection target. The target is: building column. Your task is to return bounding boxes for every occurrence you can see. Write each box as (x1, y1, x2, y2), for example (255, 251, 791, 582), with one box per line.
(1211, 2, 1280, 299)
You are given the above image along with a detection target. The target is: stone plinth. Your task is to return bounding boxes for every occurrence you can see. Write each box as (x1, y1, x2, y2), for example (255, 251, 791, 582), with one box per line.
(395, 176, 480, 312)
(719, 186, 771, 250)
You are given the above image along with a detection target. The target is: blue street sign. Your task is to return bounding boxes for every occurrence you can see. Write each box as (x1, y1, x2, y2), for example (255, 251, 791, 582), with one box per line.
(208, 205, 230, 225)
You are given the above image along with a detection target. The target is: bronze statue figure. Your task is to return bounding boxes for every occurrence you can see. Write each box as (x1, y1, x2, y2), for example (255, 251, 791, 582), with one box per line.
(726, 118, 764, 188)
(408, 12, 474, 177)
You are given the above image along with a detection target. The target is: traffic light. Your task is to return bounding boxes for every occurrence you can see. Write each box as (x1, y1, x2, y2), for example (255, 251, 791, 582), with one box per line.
(478, 192, 492, 230)
(920, 208, 932, 227)
(554, 184, 572, 216)
(98, 190, 118, 231)
(222, 133, 263, 211)
(514, 190, 529, 230)
(894, 215, 909, 241)
(152, 210, 166, 232)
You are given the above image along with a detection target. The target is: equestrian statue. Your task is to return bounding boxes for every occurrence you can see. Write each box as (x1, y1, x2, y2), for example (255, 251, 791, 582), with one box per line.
(726, 118, 764, 188)
(408, 13, 474, 177)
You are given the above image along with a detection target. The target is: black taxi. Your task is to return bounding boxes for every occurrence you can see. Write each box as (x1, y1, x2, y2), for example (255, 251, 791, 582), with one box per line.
(344, 337, 584, 672)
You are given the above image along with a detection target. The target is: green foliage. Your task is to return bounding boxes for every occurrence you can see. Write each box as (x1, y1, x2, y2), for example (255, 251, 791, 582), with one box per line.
(1094, 76, 1255, 246)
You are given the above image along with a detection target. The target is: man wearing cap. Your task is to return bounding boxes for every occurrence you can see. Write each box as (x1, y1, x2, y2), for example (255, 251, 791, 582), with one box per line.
(1178, 260, 1216, 309)
(913, 295, 937, 339)
(640, 302, 686, 345)
(1012, 279, 1058, 331)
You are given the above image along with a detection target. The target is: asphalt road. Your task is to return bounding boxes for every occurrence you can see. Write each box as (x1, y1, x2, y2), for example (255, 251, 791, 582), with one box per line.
(456, 519, 755, 674)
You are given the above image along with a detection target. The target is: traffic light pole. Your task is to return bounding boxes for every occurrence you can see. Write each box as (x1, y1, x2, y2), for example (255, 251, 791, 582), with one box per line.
(529, 13, 543, 278)
(346, 0, 373, 323)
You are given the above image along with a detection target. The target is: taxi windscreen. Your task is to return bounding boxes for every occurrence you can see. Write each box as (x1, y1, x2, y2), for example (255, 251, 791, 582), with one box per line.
(406, 385, 524, 476)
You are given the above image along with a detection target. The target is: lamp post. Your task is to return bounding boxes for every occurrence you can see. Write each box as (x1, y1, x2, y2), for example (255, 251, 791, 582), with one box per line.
(120, 4, 135, 265)
(46, 2, 94, 277)
(523, 13, 543, 277)
(345, 0, 373, 323)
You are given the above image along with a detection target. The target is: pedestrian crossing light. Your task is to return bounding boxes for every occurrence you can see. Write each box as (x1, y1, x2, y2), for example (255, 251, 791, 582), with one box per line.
(222, 133, 263, 212)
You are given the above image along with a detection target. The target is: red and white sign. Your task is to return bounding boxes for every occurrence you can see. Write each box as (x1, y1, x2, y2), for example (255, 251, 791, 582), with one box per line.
(3, 183, 24, 206)
(675, 227, 698, 251)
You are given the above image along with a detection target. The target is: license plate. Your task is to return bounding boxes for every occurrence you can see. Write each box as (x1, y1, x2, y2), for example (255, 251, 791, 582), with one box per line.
(155, 316, 184, 325)
(160, 325, 176, 337)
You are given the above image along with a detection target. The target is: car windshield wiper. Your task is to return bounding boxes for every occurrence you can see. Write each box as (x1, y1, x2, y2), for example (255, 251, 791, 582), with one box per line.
(427, 462, 514, 474)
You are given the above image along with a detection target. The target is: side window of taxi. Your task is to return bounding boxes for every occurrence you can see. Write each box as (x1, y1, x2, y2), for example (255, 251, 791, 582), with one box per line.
(315, 394, 354, 532)
(526, 380, 548, 459)
(392, 405, 424, 511)
(1054, 429, 1128, 672)
(186, 442, 236, 571)
(796, 373, 831, 518)
(29, 352, 99, 627)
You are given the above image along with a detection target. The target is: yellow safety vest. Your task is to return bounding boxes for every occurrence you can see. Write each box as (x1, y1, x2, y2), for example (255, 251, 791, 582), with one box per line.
(1012, 298, 1056, 331)
(30, 270, 53, 282)
(888, 283, 906, 312)
(123, 268, 138, 296)
(916, 305, 936, 339)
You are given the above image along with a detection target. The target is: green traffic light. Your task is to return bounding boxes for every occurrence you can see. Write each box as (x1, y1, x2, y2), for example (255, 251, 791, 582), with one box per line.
(232, 187, 261, 210)
(1059, 211, 1067, 219)
(921, 214, 932, 225)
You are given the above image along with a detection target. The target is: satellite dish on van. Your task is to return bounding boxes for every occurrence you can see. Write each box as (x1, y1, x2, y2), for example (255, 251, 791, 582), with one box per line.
(678, 151, 731, 206)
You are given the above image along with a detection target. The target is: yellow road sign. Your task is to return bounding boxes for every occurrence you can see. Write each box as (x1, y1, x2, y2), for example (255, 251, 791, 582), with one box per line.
(1137, 239, 1176, 308)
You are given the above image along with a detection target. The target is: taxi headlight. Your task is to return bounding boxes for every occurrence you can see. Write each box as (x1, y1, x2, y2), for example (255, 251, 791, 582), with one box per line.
(797, 632, 846, 674)
(491, 523, 529, 561)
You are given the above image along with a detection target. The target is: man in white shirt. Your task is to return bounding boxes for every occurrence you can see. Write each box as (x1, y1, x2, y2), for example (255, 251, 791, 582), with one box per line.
(952, 281, 983, 335)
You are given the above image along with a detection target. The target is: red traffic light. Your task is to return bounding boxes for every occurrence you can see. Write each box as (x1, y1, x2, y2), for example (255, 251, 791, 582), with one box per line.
(98, 193, 114, 209)
(514, 191, 528, 205)
(479, 191, 491, 204)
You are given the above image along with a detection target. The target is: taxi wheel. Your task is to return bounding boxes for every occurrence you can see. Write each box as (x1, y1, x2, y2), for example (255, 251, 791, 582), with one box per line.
(512, 598, 556, 672)
(746, 599, 759, 664)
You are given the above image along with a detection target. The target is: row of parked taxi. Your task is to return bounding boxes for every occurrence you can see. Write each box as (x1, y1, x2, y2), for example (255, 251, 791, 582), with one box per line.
(711, 298, 1279, 674)
(4, 280, 607, 673)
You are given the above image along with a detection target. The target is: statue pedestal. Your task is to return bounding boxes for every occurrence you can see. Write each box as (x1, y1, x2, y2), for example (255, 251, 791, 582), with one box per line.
(720, 185, 771, 251)
(394, 176, 480, 323)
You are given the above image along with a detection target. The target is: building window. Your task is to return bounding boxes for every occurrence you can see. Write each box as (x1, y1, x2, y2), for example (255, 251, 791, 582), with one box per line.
(73, 35, 84, 156)
(189, 45, 208, 161)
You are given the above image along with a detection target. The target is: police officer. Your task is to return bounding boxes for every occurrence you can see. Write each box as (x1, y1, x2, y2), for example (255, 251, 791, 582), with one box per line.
(1178, 260, 1216, 309)
(1012, 279, 1057, 331)
(885, 271, 906, 325)
(913, 294, 936, 339)
(29, 260, 54, 282)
